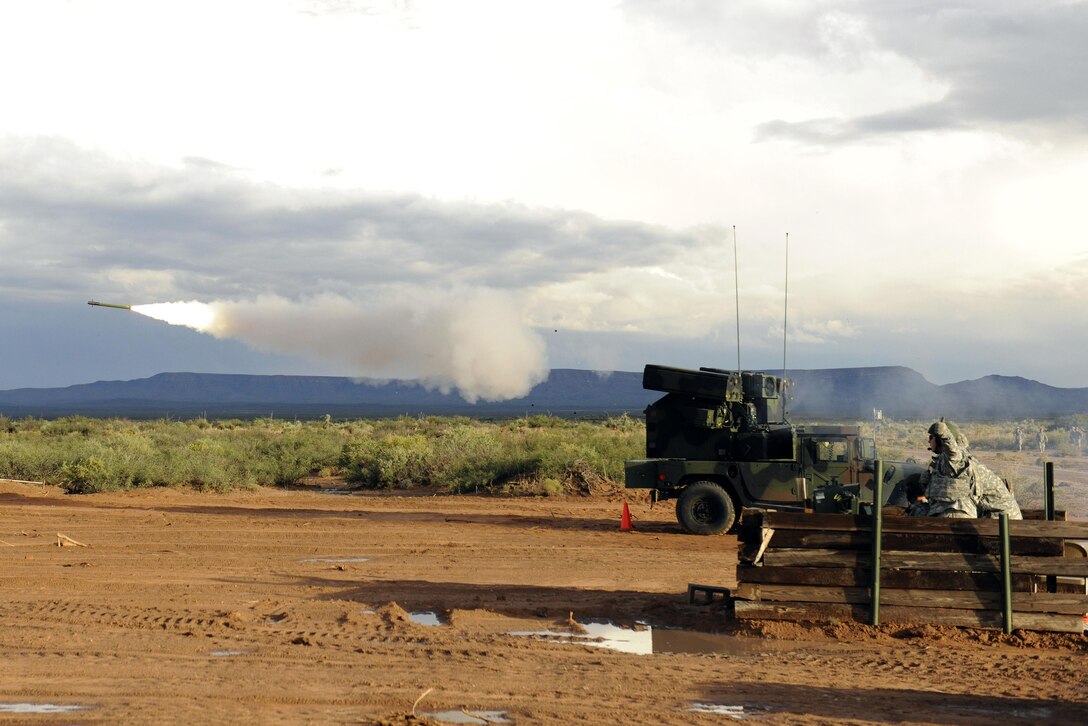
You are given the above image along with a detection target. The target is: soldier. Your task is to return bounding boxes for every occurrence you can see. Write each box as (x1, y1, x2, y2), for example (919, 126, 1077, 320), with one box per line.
(1070, 425, 1083, 450)
(1014, 425, 1023, 452)
(1037, 427, 1048, 453)
(922, 419, 1022, 520)
(972, 460, 1023, 519)
(921, 420, 977, 518)
(950, 419, 1022, 519)
(961, 435, 1022, 519)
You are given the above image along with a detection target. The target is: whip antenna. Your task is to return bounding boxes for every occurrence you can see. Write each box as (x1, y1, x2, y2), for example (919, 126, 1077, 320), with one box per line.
(733, 225, 741, 372)
(782, 231, 789, 384)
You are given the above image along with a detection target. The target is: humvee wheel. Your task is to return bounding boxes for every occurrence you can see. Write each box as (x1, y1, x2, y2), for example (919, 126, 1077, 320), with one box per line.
(676, 480, 736, 535)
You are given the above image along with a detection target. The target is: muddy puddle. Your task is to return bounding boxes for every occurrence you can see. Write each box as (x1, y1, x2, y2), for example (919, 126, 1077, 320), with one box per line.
(688, 702, 771, 718)
(651, 628, 808, 656)
(408, 611, 442, 626)
(356, 608, 440, 625)
(508, 623, 649, 654)
(0, 703, 90, 713)
(421, 709, 512, 724)
(511, 621, 826, 656)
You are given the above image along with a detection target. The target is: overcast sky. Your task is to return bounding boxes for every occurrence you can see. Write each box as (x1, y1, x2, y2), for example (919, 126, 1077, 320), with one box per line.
(2, 0, 1087, 398)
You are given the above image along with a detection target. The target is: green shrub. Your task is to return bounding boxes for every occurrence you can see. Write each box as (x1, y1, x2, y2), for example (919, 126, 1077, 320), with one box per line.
(340, 433, 435, 488)
(59, 456, 117, 494)
(251, 428, 342, 487)
(40, 416, 96, 437)
(0, 414, 646, 496)
(0, 438, 68, 482)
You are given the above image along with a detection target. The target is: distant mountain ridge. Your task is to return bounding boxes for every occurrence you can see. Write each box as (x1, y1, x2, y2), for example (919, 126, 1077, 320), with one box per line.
(2, 366, 1087, 419)
(784, 366, 1088, 419)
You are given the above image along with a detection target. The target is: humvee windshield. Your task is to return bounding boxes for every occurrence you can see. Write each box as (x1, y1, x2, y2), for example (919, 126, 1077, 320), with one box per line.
(814, 440, 848, 462)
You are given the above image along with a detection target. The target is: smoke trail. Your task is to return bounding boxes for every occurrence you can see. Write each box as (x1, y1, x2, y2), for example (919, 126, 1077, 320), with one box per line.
(132, 290, 549, 403)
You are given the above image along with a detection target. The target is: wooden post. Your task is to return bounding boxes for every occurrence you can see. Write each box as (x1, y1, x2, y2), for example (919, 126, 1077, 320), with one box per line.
(870, 460, 883, 626)
(1044, 461, 1055, 521)
(1044, 461, 1056, 593)
(1000, 513, 1013, 634)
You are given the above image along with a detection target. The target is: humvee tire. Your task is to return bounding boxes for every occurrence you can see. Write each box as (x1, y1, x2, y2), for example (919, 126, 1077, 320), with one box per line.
(676, 480, 736, 535)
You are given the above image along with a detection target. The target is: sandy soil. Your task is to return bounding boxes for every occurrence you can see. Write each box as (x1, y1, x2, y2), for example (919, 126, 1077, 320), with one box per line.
(1, 479, 1086, 725)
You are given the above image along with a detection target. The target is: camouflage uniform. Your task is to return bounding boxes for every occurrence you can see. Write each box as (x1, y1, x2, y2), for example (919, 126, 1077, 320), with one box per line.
(1013, 426, 1023, 452)
(923, 421, 976, 518)
(970, 457, 1022, 519)
(947, 421, 969, 451)
(923, 420, 1022, 519)
(1037, 428, 1047, 452)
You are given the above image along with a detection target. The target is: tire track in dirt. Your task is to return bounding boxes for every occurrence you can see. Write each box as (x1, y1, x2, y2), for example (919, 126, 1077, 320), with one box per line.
(0, 598, 476, 657)
(3, 481, 1086, 725)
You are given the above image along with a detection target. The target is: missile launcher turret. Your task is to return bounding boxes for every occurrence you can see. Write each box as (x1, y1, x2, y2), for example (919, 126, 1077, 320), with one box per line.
(626, 364, 925, 534)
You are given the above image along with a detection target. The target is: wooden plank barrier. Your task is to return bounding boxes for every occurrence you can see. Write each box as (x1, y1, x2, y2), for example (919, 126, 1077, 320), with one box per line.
(734, 510, 1088, 634)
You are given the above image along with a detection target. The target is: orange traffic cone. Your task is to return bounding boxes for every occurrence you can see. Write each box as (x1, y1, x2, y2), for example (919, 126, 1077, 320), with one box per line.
(620, 501, 634, 531)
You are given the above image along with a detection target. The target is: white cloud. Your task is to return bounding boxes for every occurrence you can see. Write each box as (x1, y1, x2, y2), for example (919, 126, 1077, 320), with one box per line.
(2, 1, 1088, 390)
(779, 319, 861, 344)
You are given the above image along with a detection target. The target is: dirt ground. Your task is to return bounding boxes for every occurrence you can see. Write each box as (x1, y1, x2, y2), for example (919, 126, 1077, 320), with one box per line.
(1, 478, 1086, 725)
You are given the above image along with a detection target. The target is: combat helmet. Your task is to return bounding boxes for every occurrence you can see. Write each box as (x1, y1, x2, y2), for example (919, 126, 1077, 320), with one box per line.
(927, 418, 956, 450)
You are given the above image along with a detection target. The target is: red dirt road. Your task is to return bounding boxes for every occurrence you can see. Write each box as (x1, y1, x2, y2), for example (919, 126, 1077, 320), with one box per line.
(1, 480, 1086, 725)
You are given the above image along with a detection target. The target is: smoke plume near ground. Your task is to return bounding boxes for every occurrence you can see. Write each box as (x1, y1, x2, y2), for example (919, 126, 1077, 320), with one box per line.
(132, 291, 549, 403)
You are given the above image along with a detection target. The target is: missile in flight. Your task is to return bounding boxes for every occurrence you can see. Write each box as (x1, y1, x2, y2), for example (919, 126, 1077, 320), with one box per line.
(87, 300, 133, 310)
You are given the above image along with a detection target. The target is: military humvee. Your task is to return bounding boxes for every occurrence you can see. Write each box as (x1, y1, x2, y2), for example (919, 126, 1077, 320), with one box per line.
(624, 364, 924, 534)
